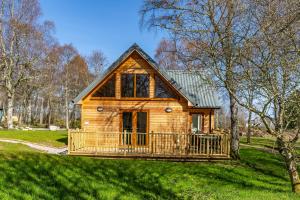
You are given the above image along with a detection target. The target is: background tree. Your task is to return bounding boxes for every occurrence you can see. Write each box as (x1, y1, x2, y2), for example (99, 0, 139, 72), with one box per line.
(0, 0, 50, 128)
(155, 39, 180, 69)
(87, 50, 108, 75)
(64, 54, 92, 128)
(0, 0, 107, 129)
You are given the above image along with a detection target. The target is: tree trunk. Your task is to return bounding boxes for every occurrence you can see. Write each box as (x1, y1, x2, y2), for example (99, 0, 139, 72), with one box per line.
(39, 98, 44, 125)
(7, 94, 14, 129)
(27, 98, 32, 125)
(230, 94, 240, 160)
(18, 105, 23, 125)
(46, 98, 51, 127)
(247, 111, 252, 144)
(277, 138, 300, 193)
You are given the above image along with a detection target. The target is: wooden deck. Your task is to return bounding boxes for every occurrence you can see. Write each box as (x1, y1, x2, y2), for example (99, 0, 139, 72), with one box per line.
(68, 130, 231, 160)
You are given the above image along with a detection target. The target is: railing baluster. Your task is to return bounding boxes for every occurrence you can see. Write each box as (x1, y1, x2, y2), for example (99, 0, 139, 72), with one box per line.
(67, 130, 230, 158)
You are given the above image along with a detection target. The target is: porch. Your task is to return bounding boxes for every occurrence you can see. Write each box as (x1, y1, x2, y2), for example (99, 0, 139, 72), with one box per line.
(68, 130, 231, 160)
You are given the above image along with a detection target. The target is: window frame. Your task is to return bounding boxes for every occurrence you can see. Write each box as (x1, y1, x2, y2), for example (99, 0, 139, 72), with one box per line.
(121, 73, 150, 99)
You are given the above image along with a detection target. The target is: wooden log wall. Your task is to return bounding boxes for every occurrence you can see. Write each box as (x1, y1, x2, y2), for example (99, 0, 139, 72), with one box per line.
(80, 51, 215, 136)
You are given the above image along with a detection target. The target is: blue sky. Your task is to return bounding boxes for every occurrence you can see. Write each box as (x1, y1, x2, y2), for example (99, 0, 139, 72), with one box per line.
(40, 0, 167, 63)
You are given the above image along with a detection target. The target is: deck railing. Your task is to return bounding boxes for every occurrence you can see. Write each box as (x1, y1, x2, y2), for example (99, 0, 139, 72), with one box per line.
(68, 130, 230, 159)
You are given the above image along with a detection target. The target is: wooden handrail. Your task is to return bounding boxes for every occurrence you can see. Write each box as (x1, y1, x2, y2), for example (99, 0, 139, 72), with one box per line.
(68, 130, 230, 157)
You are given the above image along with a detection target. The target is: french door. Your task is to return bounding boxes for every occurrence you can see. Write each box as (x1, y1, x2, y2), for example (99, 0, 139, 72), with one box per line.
(121, 110, 148, 146)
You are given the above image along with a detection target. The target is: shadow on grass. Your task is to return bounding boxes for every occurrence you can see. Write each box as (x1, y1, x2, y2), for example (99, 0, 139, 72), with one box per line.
(0, 153, 178, 199)
(0, 148, 296, 199)
(56, 137, 68, 145)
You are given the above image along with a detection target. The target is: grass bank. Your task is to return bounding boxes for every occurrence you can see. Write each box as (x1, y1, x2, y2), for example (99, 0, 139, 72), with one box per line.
(0, 141, 298, 199)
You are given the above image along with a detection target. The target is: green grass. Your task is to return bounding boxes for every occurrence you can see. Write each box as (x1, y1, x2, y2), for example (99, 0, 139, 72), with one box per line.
(0, 141, 41, 153)
(0, 130, 67, 147)
(0, 141, 299, 199)
(240, 136, 300, 154)
(240, 136, 278, 148)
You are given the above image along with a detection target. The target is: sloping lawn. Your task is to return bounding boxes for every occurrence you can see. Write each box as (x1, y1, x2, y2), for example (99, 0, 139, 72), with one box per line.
(0, 130, 67, 147)
(0, 142, 298, 199)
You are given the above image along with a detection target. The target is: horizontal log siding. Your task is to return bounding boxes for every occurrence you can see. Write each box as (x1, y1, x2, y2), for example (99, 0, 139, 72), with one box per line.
(81, 51, 215, 135)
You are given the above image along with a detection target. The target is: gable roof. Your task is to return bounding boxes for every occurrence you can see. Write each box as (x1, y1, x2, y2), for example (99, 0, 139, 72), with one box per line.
(73, 43, 220, 108)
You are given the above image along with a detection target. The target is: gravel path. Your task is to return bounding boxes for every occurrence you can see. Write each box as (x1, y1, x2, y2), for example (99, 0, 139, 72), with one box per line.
(0, 139, 67, 154)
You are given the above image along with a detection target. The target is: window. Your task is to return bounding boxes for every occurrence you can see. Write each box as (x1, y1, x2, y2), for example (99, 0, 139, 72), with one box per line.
(136, 74, 149, 97)
(121, 74, 134, 97)
(155, 76, 177, 98)
(92, 75, 115, 97)
(192, 114, 202, 133)
(121, 74, 149, 98)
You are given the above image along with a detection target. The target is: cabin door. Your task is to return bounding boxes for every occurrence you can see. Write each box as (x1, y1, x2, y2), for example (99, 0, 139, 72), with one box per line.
(121, 110, 148, 146)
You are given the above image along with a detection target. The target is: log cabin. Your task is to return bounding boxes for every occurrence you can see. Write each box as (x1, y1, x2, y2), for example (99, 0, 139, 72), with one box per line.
(69, 44, 230, 160)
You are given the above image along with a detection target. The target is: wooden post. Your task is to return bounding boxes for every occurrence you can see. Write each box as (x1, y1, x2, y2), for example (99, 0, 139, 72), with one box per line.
(125, 130, 127, 156)
(151, 131, 154, 155)
(227, 134, 231, 157)
(209, 110, 212, 133)
(68, 129, 71, 154)
(206, 136, 209, 157)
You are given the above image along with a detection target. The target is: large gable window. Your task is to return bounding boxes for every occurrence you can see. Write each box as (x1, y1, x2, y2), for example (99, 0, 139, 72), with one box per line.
(155, 76, 177, 98)
(121, 74, 149, 98)
(92, 74, 116, 97)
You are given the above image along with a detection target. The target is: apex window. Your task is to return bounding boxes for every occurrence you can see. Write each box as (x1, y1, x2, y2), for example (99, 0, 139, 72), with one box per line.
(92, 74, 115, 97)
(155, 76, 177, 98)
(121, 74, 149, 98)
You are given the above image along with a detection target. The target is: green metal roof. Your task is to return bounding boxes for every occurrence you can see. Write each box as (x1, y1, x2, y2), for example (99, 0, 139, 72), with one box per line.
(73, 43, 220, 108)
(163, 70, 220, 108)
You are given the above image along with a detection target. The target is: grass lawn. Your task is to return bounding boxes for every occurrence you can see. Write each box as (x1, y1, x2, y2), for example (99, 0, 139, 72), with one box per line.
(240, 136, 278, 147)
(240, 136, 300, 154)
(0, 141, 41, 153)
(0, 130, 67, 147)
(0, 140, 299, 199)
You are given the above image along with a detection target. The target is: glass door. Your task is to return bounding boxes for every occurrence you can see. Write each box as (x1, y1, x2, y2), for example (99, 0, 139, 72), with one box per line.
(121, 110, 148, 146)
(122, 112, 133, 145)
(137, 112, 147, 145)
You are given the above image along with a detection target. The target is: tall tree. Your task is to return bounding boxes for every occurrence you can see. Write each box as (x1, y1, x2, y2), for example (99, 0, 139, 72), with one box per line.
(230, 0, 300, 193)
(59, 44, 78, 130)
(140, 0, 255, 159)
(0, 0, 49, 128)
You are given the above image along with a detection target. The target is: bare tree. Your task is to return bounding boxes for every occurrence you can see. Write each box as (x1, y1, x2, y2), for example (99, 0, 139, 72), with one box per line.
(140, 0, 256, 159)
(229, 0, 300, 192)
(59, 45, 78, 130)
(0, 0, 50, 128)
(155, 39, 181, 69)
(87, 50, 108, 75)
